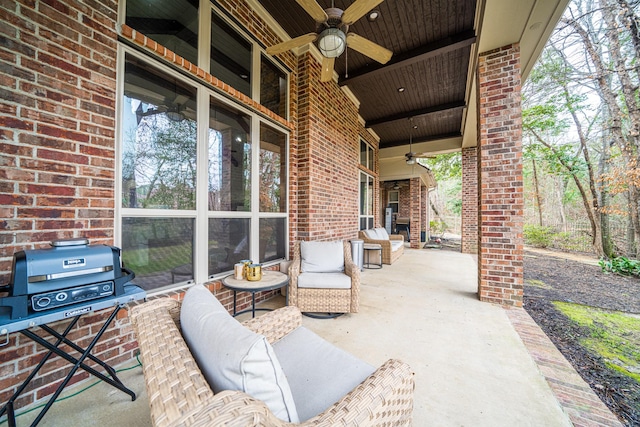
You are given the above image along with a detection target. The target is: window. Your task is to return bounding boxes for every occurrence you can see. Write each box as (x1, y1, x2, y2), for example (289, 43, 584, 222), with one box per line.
(125, 0, 199, 65)
(125, 2, 286, 109)
(208, 98, 251, 212)
(259, 124, 287, 213)
(121, 56, 198, 210)
(359, 172, 374, 230)
(388, 190, 399, 213)
(118, 48, 289, 292)
(260, 56, 287, 117)
(211, 11, 252, 97)
(360, 139, 374, 171)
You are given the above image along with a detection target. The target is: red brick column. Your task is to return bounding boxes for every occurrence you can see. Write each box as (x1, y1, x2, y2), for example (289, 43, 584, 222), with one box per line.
(477, 44, 524, 307)
(409, 178, 421, 248)
(461, 147, 478, 254)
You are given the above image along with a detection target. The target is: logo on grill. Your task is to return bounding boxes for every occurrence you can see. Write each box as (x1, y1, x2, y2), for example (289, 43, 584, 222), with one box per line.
(63, 258, 86, 268)
(64, 306, 91, 317)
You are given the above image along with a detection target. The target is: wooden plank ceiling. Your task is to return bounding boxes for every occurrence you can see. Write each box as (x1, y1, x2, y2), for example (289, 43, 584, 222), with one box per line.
(258, 0, 477, 151)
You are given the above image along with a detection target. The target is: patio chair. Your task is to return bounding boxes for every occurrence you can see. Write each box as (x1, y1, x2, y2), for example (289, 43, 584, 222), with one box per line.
(288, 240, 359, 316)
(129, 285, 415, 426)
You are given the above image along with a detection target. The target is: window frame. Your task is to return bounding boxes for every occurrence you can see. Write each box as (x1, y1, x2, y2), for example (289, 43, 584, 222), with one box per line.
(115, 42, 289, 294)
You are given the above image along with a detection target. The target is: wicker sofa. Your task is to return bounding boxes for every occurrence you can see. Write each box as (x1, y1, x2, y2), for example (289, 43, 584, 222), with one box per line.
(129, 294, 415, 426)
(358, 228, 405, 265)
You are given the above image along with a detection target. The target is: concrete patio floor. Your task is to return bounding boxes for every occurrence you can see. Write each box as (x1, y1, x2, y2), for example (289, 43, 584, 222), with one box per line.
(2, 248, 622, 426)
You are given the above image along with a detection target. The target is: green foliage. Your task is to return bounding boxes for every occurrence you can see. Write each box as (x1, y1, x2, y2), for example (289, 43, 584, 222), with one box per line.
(422, 153, 461, 181)
(524, 224, 555, 248)
(599, 256, 640, 277)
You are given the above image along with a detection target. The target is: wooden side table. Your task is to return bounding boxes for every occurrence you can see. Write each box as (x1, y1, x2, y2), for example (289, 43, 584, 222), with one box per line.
(222, 270, 289, 318)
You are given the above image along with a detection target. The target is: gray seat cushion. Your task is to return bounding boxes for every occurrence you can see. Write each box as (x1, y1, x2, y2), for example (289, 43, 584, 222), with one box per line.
(273, 326, 376, 422)
(180, 285, 299, 422)
(297, 272, 352, 289)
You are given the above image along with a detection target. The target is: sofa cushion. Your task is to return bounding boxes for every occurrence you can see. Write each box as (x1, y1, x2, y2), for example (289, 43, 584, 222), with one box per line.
(375, 227, 390, 240)
(273, 326, 376, 421)
(300, 241, 344, 273)
(364, 229, 380, 240)
(297, 272, 352, 289)
(180, 285, 299, 423)
(391, 240, 404, 252)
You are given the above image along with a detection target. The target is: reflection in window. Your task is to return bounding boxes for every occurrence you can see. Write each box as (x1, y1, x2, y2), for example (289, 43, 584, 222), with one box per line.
(121, 55, 198, 210)
(260, 218, 286, 262)
(261, 56, 287, 117)
(126, 0, 199, 65)
(260, 124, 287, 212)
(208, 97, 251, 211)
(209, 218, 250, 276)
(211, 12, 251, 97)
(121, 217, 194, 291)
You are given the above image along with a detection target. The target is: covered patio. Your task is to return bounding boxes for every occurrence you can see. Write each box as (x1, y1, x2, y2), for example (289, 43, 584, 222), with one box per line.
(2, 248, 621, 427)
(1, 0, 616, 423)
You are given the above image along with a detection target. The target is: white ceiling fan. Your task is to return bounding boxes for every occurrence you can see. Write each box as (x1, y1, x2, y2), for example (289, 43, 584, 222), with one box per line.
(266, 0, 393, 82)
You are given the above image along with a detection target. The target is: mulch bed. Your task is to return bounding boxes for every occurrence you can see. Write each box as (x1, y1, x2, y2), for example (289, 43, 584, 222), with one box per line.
(523, 250, 640, 426)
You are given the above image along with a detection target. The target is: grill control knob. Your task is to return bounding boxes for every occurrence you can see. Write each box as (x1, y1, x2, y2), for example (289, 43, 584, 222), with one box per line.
(36, 297, 51, 308)
(102, 284, 111, 292)
(55, 293, 68, 302)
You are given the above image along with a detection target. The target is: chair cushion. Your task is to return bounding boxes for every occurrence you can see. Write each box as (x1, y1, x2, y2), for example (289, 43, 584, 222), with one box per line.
(391, 240, 404, 252)
(273, 326, 376, 421)
(180, 285, 299, 423)
(297, 272, 352, 289)
(300, 241, 344, 273)
(375, 227, 390, 240)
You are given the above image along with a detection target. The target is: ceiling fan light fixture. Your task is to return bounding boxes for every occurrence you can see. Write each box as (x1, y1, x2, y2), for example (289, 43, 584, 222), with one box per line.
(166, 110, 185, 122)
(406, 157, 416, 165)
(318, 28, 346, 58)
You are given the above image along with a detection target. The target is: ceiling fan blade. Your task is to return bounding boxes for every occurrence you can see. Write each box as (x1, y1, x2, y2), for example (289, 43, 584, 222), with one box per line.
(321, 56, 335, 82)
(296, 0, 328, 22)
(342, 0, 385, 25)
(266, 33, 317, 55)
(173, 94, 190, 105)
(347, 33, 392, 64)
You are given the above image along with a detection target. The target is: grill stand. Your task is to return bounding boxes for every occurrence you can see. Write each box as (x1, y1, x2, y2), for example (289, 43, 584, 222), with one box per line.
(0, 288, 145, 427)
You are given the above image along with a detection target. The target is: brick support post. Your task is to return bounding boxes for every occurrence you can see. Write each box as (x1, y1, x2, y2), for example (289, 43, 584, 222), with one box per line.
(461, 147, 478, 254)
(409, 178, 421, 248)
(477, 44, 524, 307)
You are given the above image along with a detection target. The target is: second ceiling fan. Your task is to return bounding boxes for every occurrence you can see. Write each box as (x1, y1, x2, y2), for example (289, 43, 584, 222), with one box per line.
(266, 0, 393, 82)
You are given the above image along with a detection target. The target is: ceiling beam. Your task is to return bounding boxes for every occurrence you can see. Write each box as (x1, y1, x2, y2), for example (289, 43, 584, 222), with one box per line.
(366, 101, 466, 127)
(339, 30, 477, 87)
(379, 132, 462, 149)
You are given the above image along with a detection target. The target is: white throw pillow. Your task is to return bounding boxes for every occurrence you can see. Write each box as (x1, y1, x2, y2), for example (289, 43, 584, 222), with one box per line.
(180, 284, 299, 423)
(300, 241, 344, 273)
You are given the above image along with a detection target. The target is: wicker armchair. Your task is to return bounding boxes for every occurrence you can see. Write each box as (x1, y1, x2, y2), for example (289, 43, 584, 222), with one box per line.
(129, 298, 415, 427)
(288, 241, 359, 315)
(358, 229, 404, 265)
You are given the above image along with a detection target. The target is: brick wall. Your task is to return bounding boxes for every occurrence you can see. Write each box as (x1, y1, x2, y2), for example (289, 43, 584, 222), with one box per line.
(461, 146, 478, 254)
(0, 0, 124, 410)
(477, 44, 524, 307)
(296, 52, 362, 242)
